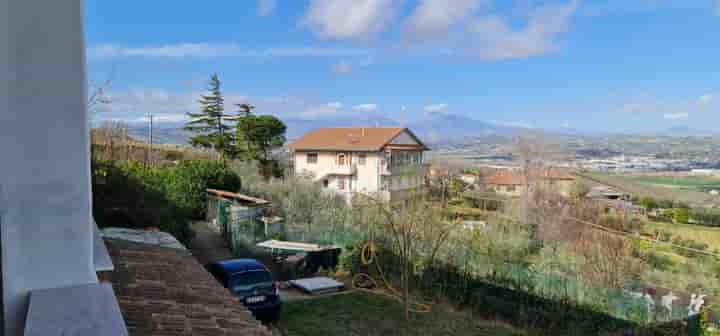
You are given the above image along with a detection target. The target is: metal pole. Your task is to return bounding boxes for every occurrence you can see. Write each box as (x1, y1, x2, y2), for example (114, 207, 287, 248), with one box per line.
(146, 112, 153, 166)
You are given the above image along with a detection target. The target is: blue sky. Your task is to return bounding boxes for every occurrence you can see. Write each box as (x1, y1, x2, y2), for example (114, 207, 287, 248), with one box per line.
(87, 0, 720, 133)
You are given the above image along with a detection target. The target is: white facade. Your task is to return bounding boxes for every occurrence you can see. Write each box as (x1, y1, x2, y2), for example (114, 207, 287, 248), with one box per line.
(294, 148, 427, 202)
(1, 0, 102, 334)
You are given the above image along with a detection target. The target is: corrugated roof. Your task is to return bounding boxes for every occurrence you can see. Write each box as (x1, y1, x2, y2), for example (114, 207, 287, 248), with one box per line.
(289, 127, 426, 151)
(104, 239, 271, 336)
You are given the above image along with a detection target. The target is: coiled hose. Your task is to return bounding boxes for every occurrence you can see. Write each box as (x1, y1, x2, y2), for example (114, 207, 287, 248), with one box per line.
(351, 242, 432, 313)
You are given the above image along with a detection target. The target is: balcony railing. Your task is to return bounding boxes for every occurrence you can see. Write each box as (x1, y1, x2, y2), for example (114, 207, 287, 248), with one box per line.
(381, 163, 429, 176)
(331, 163, 357, 176)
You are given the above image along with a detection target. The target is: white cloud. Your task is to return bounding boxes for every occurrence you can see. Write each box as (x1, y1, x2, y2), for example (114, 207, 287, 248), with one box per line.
(353, 104, 378, 112)
(424, 103, 449, 114)
(332, 61, 353, 75)
(299, 102, 347, 118)
(326, 102, 344, 109)
(698, 94, 713, 105)
(491, 120, 534, 128)
(466, 1, 579, 60)
(95, 87, 255, 123)
(405, 0, 486, 38)
(88, 43, 370, 59)
(257, 0, 277, 16)
(302, 0, 401, 39)
(664, 112, 689, 120)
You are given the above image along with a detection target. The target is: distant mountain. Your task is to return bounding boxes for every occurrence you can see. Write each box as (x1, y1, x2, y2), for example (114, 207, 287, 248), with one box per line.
(126, 121, 192, 145)
(122, 113, 582, 146)
(283, 115, 401, 140)
(660, 126, 716, 137)
(407, 114, 517, 142)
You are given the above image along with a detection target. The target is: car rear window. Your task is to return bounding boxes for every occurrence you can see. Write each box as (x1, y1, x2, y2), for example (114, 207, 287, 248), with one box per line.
(230, 270, 272, 291)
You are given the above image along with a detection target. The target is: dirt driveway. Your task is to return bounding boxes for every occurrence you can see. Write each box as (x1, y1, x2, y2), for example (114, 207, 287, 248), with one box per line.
(188, 221, 234, 266)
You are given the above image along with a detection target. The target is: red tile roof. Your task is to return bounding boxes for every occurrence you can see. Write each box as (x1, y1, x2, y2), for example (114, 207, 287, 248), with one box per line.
(104, 239, 271, 336)
(484, 167, 575, 186)
(289, 127, 426, 151)
(484, 170, 528, 185)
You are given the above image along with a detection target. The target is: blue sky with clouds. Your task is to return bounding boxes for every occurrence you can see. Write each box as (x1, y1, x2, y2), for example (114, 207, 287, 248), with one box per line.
(86, 0, 720, 133)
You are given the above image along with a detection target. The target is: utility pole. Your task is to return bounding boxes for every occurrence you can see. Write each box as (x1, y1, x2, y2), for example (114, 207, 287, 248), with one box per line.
(146, 112, 153, 166)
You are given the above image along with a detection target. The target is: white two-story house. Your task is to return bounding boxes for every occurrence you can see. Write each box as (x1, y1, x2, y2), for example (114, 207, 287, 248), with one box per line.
(290, 127, 429, 202)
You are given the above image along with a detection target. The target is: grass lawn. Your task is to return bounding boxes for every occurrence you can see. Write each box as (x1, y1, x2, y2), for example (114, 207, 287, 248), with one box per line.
(647, 220, 720, 250)
(275, 291, 528, 336)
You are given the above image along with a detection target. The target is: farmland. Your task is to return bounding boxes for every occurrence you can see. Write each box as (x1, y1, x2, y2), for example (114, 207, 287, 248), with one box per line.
(578, 172, 720, 207)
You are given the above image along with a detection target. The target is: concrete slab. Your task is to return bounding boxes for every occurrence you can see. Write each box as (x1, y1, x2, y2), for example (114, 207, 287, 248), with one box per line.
(289, 277, 345, 295)
(24, 283, 127, 336)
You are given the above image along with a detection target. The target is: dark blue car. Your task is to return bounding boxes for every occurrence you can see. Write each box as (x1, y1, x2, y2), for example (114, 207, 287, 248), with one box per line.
(207, 259, 281, 319)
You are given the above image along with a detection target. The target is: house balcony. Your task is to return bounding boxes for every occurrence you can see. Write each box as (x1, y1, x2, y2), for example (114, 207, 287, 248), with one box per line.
(380, 163, 430, 176)
(330, 163, 357, 176)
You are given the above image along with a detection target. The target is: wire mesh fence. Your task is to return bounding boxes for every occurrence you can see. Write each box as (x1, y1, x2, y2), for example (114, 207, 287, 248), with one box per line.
(211, 196, 717, 334)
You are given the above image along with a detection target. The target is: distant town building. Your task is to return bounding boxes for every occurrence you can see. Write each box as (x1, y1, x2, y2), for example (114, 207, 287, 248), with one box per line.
(483, 167, 576, 197)
(290, 127, 429, 202)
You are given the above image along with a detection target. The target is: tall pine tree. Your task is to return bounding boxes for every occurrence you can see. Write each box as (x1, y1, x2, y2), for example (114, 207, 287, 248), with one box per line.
(185, 74, 238, 161)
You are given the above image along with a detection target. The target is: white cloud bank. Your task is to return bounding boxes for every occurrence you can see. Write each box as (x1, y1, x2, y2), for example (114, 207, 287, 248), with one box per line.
(88, 43, 370, 59)
(664, 112, 689, 120)
(404, 0, 485, 38)
(466, 1, 579, 60)
(424, 103, 449, 114)
(257, 0, 277, 16)
(353, 104, 378, 112)
(302, 0, 401, 39)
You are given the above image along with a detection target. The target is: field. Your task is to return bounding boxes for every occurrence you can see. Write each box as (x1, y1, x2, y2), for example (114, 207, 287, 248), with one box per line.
(274, 291, 527, 336)
(578, 172, 719, 207)
(626, 175, 720, 192)
(647, 220, 720, 251)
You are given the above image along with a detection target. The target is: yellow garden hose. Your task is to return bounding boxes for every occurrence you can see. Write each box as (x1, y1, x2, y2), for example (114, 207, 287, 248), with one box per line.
(351, 242, 432, 314)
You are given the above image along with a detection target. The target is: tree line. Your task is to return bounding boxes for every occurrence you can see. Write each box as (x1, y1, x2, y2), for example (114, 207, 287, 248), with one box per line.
(185, 73, 287, 177)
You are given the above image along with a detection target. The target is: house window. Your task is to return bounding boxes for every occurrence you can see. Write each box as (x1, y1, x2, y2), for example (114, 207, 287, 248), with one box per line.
(323, 180, 329, 188)
(337, 154, 346, 166)
(307, 153, 318, 164)
(507, 185, 516, 192)
(337, 178, 346, 190)
(358, 154, 367, 166)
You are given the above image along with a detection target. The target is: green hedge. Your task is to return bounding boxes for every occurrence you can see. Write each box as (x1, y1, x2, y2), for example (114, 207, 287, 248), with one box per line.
(92, 159, 241, 244)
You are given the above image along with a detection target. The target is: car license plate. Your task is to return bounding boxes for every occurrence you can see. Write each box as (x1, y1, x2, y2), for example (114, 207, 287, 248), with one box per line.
(246, 296, 266, 304)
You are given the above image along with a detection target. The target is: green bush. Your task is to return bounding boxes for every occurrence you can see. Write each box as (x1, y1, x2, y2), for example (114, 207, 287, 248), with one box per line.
(92, 159, 242, 244)
(93, 160, 194, 244)
(160, 160, 242, 218)
(645, 252, 676, 271)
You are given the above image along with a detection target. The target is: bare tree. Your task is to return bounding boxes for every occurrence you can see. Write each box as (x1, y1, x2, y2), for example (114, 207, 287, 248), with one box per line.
(95, 121, 129, 161)
(355, 192, 455, 321)
(574, 229, 642, 289)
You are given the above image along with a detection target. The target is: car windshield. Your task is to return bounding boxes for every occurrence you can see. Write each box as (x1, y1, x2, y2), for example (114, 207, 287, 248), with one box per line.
(230, 270, 272, 292)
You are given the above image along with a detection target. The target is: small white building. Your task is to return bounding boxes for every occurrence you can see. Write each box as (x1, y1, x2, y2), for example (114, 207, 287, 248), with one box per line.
(290, 127, 429, 202)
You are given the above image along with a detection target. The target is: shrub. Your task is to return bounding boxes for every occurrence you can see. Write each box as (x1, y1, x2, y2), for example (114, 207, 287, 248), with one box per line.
(92, 160, 194, 244)
(673, 208, 690, 224)
(645, 252, 676, 271)
(92, 159, 242, 244)
(160, 160, 242, 218)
